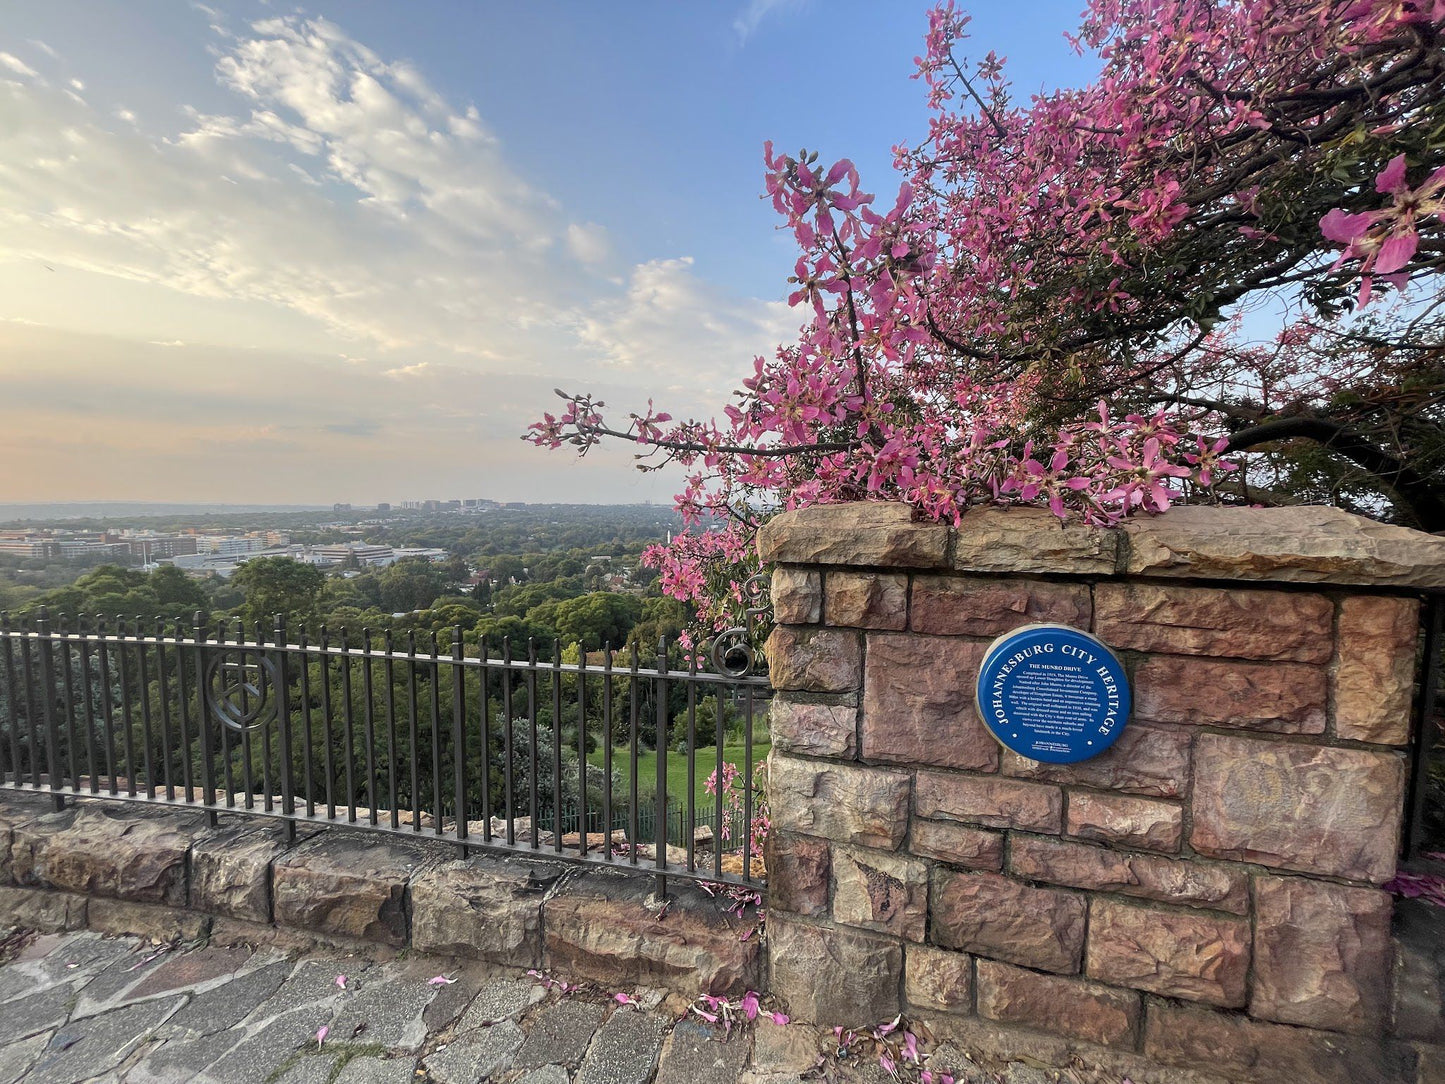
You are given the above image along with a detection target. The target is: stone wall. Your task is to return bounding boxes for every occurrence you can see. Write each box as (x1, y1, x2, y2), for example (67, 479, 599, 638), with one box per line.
(758, 502, 1445, 1084)
(0, 794, 761, 996)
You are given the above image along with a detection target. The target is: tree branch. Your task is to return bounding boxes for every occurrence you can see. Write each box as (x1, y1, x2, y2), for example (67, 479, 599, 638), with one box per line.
(582, 423, 859, 460)
(1224, 415, 1445, 531)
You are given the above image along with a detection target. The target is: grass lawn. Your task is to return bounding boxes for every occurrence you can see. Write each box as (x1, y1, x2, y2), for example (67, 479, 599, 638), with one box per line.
(589, 739, 770, 803)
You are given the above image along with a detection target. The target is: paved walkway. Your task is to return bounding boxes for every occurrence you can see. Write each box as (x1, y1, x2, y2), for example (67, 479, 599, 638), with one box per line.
(0, 928, 1085, 1084)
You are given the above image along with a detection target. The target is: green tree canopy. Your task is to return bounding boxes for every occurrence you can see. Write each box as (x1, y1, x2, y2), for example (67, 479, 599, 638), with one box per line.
(230, 557, 325, 629)
(377, 558, 449, 613)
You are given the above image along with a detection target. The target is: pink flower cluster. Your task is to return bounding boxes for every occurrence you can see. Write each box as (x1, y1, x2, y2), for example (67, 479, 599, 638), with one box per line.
(528, 0, 1440, 636)
(704, 760, 770, 862)
(1320, 154, 1445, 305)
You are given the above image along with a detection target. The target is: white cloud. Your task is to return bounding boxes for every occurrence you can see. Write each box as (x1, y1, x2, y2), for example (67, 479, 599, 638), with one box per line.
(577, 256, 797, 417)
(27, 40, 59, 60)
(566, 222, 610, 266)
(0, 53, 39, 78)
(732, 0, 806, 43)
(0, 14, 798, 501)
(0, 16, 599, 364)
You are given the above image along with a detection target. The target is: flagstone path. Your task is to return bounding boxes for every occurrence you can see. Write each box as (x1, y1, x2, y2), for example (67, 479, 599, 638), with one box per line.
(0, 928, 1099, 1084)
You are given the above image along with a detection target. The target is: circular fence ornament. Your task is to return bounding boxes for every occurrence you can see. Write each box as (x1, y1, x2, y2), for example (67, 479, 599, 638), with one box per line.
(708, 571, 773, 678)
(974, 624, 1130, 764)
(205, 650, 279, 733)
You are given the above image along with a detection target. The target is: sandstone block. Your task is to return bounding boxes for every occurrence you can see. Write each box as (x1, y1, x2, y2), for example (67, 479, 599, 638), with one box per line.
(1003, 722, 1190, 798)
(1121, 504, 1445, 589)
(861, 633, 997, 771)
(0, 803, 31, 884)
(1095, 583, 1333, 662)
(1134, 656, 1327, 734)
(190, 821, 308, 923)
(411, 855, 563, 967)
(545, 869, 760, 995)
(1009, 835, 1248, 913)
(1250, 875, 1393, 1033)
(825, 571, 908, 630)
(909, 819, 1003, 870)
(764, 832, 830, 917)
(905, 944, 973, 1015)
(910, 575, 1091, 637)
(915, 771, 1062, 833)
(831, 844, 927, 941)
(771, 566, 822, 625)
(952, 507, 1118, 575)
(87, 899, 211, 942)
(1144, 998, 1416, 1084)
(769, 698, 855, 759)
(1065, 791, 1182, 853)
(976, 959, 1140, 1049)
(766, 626, 862, 692)
(931, 869, 1086, 974)
(0, 885, 87, 931)
(1086, 898, 1250, 1007)
(768, 754, 909, 850)
(272, 831, 444, 946)
(11, 803, 204, 906)
(1190, 733, 1406, 883)
(1335, 595, 1419, 744)
(768, 914, 901, 1026)
(757, 503, 948, 568)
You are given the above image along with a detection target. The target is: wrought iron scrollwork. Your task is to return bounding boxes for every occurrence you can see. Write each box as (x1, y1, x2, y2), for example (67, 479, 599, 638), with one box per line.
(709, 572, 772, 678)
(205, 649, 279, 733)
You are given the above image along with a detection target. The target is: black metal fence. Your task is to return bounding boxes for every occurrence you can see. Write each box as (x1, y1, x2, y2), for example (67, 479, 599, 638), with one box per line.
(1406, 592, 1445, 864)
(0, 607, 771, 891)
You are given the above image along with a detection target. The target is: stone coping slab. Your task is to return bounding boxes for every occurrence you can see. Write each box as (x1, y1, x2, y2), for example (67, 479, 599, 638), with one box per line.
(757, 502, 1445, 588)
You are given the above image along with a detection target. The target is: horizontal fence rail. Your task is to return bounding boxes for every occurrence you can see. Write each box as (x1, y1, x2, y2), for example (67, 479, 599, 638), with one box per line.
(0, 607, 772, 893)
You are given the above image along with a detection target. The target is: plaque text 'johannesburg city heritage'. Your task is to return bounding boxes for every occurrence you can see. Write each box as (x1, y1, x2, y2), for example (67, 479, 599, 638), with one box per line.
(975, 624, 1132, 765)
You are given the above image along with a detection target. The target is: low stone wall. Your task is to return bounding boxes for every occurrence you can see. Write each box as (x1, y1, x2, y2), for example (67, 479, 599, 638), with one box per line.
(758, 503, 1445, 1084)
(0, 792, 762, 996)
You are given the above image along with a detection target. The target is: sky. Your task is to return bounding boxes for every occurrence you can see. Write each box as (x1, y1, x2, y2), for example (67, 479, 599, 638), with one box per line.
(0, 1, 1093, 506)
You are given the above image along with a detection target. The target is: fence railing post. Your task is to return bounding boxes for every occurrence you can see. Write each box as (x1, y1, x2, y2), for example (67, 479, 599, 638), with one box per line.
(193, 611, 218, 827)
(1407, 595, 1444, 860)
(654, 636, 668, 899)
(1, 612, 21, 788)
(273, 614, 296, 843)
(35, 608, 63, 811)
(452, 624, 469, 858)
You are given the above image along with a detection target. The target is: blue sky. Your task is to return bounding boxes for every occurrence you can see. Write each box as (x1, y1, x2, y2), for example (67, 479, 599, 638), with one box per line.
(0, 1, 1093, 504)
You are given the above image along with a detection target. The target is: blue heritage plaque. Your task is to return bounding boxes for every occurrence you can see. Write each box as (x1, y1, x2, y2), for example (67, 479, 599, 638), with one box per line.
(974, 624, 1131, 764)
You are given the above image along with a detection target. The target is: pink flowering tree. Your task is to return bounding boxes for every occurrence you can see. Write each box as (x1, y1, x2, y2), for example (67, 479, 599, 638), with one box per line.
(530, 0, 1445, 636)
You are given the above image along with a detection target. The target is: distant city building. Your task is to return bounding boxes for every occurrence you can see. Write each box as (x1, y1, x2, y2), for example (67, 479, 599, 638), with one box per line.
(391, 547, 449, 563)
(0, 539, 56, 558)
(310, 542, 395, 566)
(57, 541, 130, 558)
(375, 503, 391, 513)
(126, 536, 199, 559)
(333, 503, 352, 513)
(195, 536, 266, 557)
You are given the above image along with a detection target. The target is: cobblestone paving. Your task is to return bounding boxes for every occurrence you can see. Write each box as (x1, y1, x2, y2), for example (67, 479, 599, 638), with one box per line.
(0, 929, 1096, 1084)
